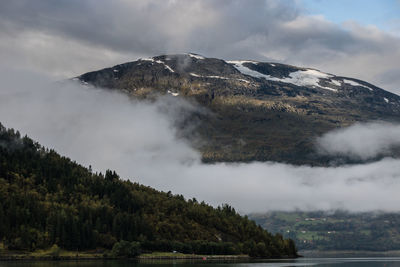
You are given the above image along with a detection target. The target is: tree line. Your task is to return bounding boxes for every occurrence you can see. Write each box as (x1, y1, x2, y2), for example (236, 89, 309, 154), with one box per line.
(0, 123, 297, 258)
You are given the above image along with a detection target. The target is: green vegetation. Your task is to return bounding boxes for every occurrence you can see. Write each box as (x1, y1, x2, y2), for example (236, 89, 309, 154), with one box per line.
(110, 241, 140, 258)
(250, 211, 400, 251)
(0, 122, 297, 259)
(0, 243, 105, 260)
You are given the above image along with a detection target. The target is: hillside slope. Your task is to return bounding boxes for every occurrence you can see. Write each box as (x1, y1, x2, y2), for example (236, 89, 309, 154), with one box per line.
(77, 54, 400, 165)
(0, 122, 297, 258)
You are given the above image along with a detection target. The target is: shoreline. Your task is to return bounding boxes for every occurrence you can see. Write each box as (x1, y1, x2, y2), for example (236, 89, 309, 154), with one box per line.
(138, 254, 251, 260)
(0, 256, 105, 261)
(0, 251, 300, 261)
(0, 252, 251, 261)
(299, 250, 400, 258)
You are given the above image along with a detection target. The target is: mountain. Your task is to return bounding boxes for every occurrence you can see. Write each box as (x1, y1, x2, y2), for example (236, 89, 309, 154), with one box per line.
(77, 53, 400, 165)
(0, 122, 297, 258)
(73, 54, 400, 254)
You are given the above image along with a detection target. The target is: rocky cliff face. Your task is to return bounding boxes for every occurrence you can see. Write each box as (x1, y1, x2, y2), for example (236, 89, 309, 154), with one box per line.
(76, 53, 400, 165)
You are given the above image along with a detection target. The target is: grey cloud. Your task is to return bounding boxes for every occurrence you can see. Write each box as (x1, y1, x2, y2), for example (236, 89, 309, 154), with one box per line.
(0, 0, 219, 53)
(0, 31, 140, 78)
(376, 68, 400, 91)
(1, 0, 400, 94)
(2, 68, 400, 213)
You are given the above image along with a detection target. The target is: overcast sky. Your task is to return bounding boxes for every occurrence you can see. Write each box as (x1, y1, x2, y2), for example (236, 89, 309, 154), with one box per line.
(0, 0, 399, 93)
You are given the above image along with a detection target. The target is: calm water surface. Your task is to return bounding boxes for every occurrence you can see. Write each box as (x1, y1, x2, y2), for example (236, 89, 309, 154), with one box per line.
(2, 258, 400, 267)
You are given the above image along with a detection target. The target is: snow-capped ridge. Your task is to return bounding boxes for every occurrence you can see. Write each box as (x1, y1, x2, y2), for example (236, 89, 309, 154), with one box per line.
(77, 53, 398, 109)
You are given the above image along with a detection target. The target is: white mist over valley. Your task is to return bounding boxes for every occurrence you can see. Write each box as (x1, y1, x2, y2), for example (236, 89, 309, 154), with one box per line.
(1, 67, 400, 213)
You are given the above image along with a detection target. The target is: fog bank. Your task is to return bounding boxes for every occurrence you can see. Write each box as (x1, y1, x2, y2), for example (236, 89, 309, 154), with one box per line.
(1, 69, 400, 213)
(317, 122, 400, 160)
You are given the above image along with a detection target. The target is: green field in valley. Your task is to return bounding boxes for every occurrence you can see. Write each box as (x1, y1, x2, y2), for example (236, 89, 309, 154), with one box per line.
(250, 211, 400, 251)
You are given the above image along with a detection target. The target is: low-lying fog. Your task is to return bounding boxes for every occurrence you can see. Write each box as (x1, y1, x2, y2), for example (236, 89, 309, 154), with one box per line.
(1, 68, 400, 213)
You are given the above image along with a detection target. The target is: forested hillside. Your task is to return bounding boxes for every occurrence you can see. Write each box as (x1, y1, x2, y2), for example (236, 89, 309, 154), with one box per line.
(0, 123, 297, 258)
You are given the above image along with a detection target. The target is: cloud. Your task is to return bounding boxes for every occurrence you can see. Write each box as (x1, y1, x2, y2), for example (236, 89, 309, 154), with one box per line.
(0, 0, 400, 93)
(0, 30, 140, 78)
(2, 68, 400, 213)
(317, 122, 400, 160)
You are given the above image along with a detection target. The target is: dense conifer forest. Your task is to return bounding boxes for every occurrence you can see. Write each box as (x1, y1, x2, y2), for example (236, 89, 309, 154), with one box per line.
(0, 123, 297, 258)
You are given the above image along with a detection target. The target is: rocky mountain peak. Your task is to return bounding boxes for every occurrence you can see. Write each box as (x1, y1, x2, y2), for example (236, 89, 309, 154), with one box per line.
(76, 54, 400, 165)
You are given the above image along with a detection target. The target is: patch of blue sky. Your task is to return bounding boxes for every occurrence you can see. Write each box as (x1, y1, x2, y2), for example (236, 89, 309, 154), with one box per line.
(302, 0, 400, 33)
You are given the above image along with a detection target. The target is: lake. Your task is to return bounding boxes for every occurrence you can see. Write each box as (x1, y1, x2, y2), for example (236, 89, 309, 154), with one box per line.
(2, 258, 400, 267)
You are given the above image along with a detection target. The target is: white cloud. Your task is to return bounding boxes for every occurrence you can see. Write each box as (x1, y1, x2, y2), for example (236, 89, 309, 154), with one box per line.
(2, 69, 400, 213)
(317, 122, 400, 160)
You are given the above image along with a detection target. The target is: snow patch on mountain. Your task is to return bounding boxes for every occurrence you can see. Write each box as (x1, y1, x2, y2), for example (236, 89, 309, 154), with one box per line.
(330, 79, 342, 86)
(190, 72, 250, 83)
(343, 79, 373, 91)
(227, 61, 265, 79)
(139, 57, 174, 72)
(164, 65, 174, 73)
(188, 53, 205, 60)
(140, 57, 154, 62)
(286, 69, 336, 91)
(228, 61, 337, 92)
(155, 60, 175, 73)
(190, 73, 228, 80)
(167, 90, 179, 96)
